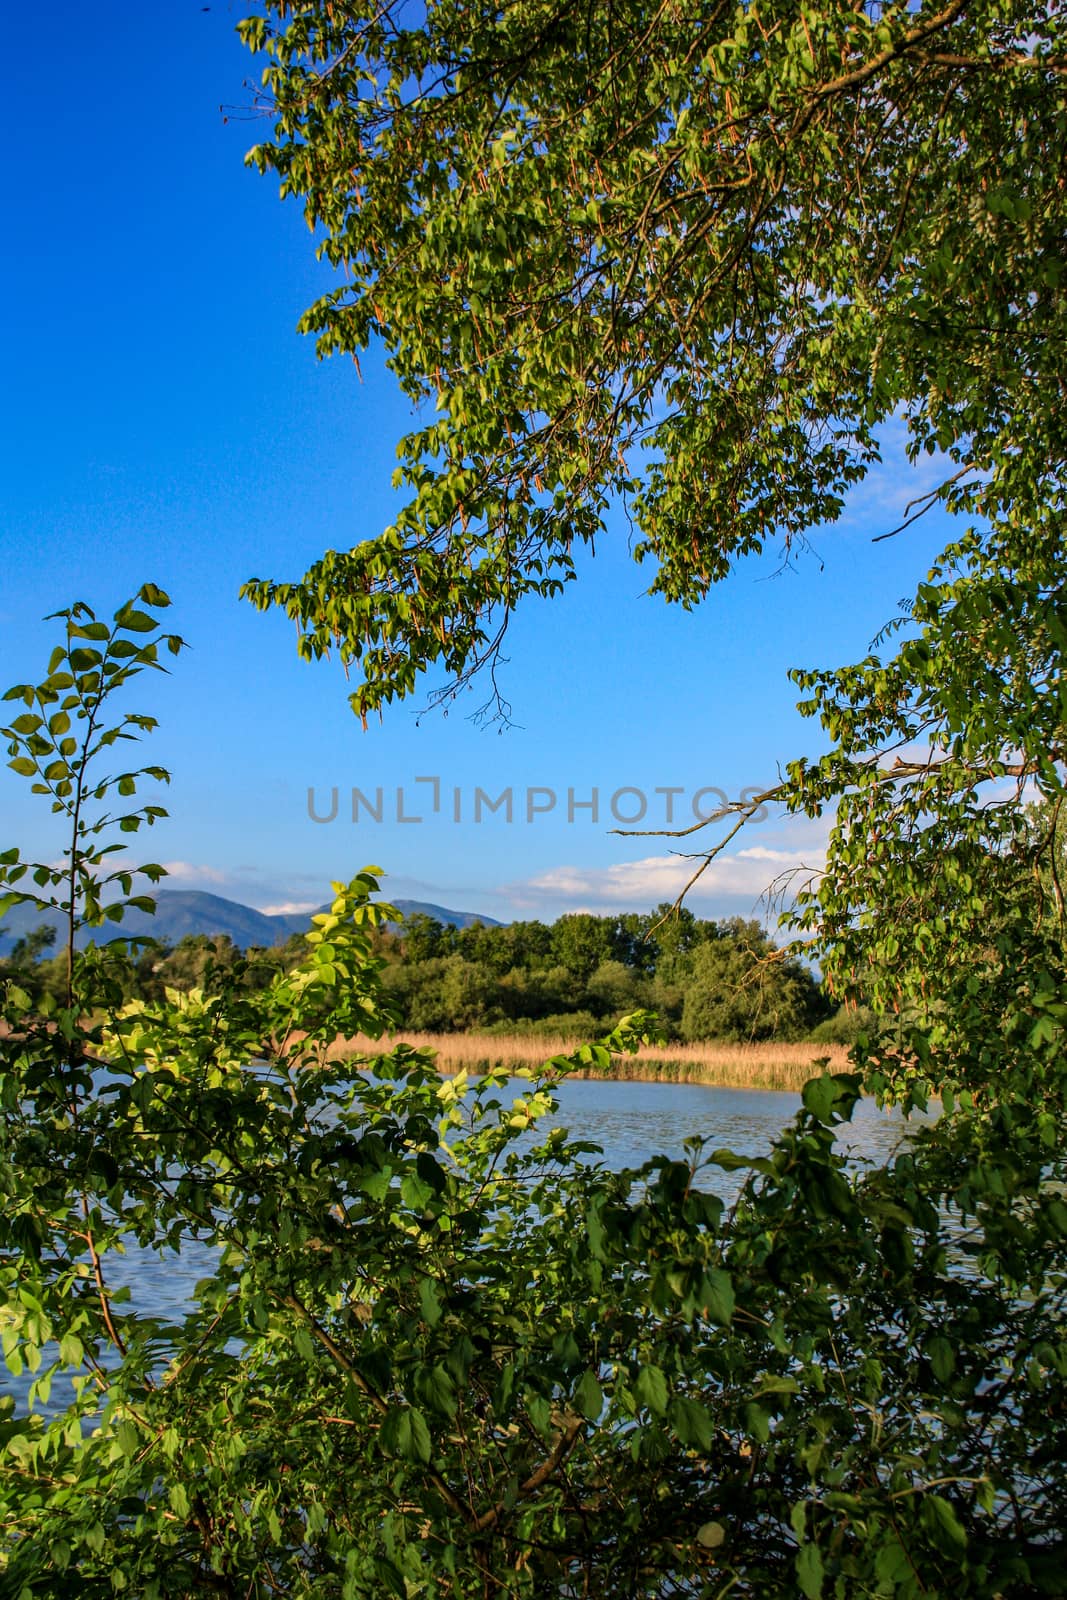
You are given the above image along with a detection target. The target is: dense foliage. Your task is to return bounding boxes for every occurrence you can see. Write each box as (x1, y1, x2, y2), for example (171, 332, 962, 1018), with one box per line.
(2, 905, 831, 1043)
(386, 909, 828, 1040)
(232, 0, 1067, 1093)
(239, 0, 1064, 724)
(2, 0, 1066, 1591)
(2, 596, 1067, 1599)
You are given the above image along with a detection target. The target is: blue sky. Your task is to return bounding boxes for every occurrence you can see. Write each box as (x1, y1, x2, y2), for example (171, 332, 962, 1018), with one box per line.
(0, 1, 954, 925)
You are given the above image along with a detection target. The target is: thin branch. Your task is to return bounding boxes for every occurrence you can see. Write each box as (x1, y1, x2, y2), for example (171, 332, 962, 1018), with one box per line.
(282, 1291, 470, 1520)
(77, 1204, 130, 1363)
(469, 1413, 585, 1533)
(810, 0, 970, 103)
(611, 785, 783, 841)
(872, 466, 978, 542)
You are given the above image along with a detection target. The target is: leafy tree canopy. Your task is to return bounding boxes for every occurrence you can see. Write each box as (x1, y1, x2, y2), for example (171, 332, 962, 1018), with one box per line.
(239, 0, 1065, 723)
(681, 922, 829, 1042)
(234, 0, 1067, 1116)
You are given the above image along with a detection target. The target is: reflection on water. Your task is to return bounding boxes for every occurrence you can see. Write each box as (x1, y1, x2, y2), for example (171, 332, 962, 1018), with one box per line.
(527, 1077, 934, 1206)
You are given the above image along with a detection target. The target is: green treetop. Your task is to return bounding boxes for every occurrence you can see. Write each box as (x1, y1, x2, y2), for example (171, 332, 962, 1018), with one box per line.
(239, 0, 1065, 721)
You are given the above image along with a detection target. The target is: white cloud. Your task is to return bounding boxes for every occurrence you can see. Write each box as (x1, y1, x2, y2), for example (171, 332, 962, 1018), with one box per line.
(730, 844, 815, 864)
(511, 847, 822, 915)
(256, 900, 321, 918)
(159, 861, 230, 886)
(852, 414, 957, 518)
(504, 806, 835, 919)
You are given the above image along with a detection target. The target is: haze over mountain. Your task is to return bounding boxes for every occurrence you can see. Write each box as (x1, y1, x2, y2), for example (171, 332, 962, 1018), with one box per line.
(0, 890, 501, 956)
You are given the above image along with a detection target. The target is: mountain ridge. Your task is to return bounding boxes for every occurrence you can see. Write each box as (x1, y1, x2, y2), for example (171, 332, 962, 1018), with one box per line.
(0, 889, 502, 955)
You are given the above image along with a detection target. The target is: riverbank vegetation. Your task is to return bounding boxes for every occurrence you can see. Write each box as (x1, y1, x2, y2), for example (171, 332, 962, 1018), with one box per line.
(331, 1031, 850, 1090)
(0, 901, 842, 1048)
(2, 575, 1065, 1594)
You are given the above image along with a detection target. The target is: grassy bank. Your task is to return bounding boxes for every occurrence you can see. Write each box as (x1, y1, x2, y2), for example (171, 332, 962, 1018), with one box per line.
(331, 1030, 851, 1092)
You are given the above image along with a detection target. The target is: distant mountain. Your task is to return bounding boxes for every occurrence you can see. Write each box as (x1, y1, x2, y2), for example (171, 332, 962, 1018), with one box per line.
(389, 899, 502, 931)
(0, 891, 282, 955)
(0, 890, 502, 956)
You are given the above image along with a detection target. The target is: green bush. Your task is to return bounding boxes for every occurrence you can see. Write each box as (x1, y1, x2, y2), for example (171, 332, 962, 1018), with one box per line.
(809, 1005, 879, 1046)
(482, 1009, 606, 1040)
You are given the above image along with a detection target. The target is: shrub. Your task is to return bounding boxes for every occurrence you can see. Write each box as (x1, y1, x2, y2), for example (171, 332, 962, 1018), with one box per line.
(809, 1004, 880, 1046)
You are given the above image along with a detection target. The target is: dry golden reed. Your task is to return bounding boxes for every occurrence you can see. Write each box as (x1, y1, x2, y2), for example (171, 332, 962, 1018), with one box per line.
(329, 1031, 850, 1093)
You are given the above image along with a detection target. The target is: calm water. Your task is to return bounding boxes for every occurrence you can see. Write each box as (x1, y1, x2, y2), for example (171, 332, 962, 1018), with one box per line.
(539, 1076, 923, 1179)
(3, 1080, 929, 1408)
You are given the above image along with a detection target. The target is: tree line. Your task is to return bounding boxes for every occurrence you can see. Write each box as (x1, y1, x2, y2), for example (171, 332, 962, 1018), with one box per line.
(0, 904, 850, 1043)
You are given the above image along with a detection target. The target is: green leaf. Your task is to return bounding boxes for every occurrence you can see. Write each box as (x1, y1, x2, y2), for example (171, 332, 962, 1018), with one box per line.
(921, 1494, 968, 1556)
(116, 609, 157, 633)
(59, 1332, 83, 1366)
(801, 1074, 842, 1124)
(754, 1375, 800, 1396)
(552, 1329, 581, 1370)
(381, 1408, 410, 1458)
(526, 1393, 553, 1440)
(115, 1420, 140, 1458)
(928, 1336, 955, 1383)
(361, 1167, 392, 1202)
(669, 1396, 713, 1451)
(410, 1408, 433, 1465)
(382, 1406, 432, 1464)
(418, 1277, 443, 1327)
(743, 1402, 772, 1444)
(700, 1268, 734, 1326)
(574, 1369, 603, 1421)
(796, 1542, 824, 1598)
(635, 1365, 668, 1416)
(418, 1364, 457, 1419)
(875, 1538, 913, 1586)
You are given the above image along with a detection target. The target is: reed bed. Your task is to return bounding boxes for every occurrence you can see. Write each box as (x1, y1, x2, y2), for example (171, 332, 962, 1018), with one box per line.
(329, 1030, 851, 1093)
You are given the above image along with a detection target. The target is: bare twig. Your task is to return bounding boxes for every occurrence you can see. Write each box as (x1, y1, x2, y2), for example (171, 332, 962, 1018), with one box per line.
(872, 466, 978, 543)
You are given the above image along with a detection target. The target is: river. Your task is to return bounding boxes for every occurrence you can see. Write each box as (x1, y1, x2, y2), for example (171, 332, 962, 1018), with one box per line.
(104, 1077, 928, 1321)
(2, 1078, 929, 1411)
